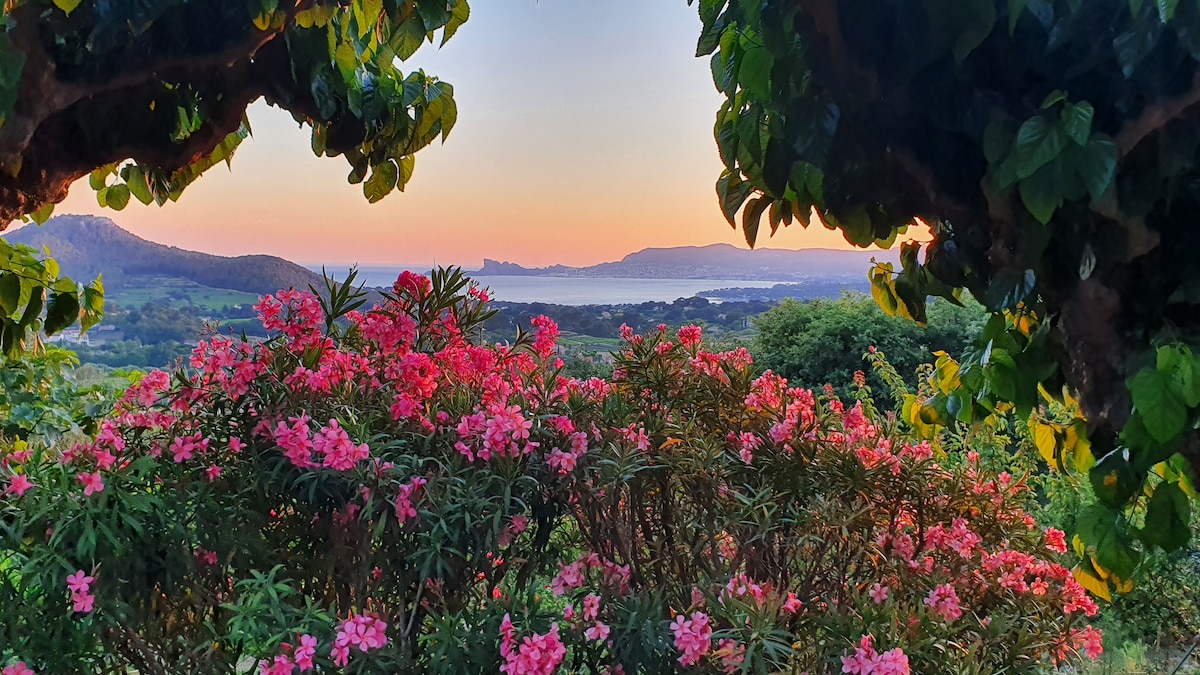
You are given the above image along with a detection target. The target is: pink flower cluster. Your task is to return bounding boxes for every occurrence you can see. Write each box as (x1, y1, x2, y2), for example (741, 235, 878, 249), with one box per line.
(715, 638, 746, 674)
(254, 289, 324, 346)
(841, 635, 911, 675)
(2, 663, 34, 675)
(455, 404, 535, 461)
(6, 473, 33, 497)
(311, 419, 370, 471)
(67, 570, 95, 614)
(259, 634, 317, 674)
(530, 315, 560, 359)
(499, 614, 566, 675)
(670, 611, 713, 667)
(394, 476, 428, 523)
(924, 583, 963, 622)
(677, 324, 703, 349)
(332, 613, 388, 667)
(550, 553, 630, 596)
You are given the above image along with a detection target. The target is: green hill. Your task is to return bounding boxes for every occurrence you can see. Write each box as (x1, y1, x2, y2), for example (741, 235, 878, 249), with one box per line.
(3, 215, 324, 295)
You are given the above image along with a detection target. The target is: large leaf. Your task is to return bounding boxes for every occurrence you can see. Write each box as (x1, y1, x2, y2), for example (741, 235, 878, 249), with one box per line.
(1128, 367, 1187, 443)
(1060, 101, 1094, 145)
(363, 161, 399, 203)
(1142, 482, 1190, 551)
(1019, 160, 1063, 224)
(1014, 115, 1064, 179)
(1069, 137, 1118, 202)
(43, 291, 80, 336)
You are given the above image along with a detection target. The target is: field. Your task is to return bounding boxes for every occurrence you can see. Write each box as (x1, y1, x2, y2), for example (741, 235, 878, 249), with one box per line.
(107, 275, 261, 312)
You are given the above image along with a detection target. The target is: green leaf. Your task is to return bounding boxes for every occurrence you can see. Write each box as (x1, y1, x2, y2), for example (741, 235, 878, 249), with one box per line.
(1014, 115, 1064, 179)
(738, 43, 772, 100)
(1061, 101, 1094, 145)
(1157, 0, 1179, 22)
(742, 196, 769, 248)
(363, 161, 398, 203)
(0, 273, 19, 316)
(716, 172, 753, 227)
(951, 0, 997, 62)
(105, 184, 130, 211)
(335, 43, 359, 80)
(983, 118, 1016, 164)
(1129, 367, 1187, 443)
(30, 203, 54, 225)
(442, 1, 470, 46)
(1076, 503, 1142, 580)
(124, 167, 154, 205)
(52, 0, 82, 14)
(1040, 90, 1067, 110)
(870, 265, 899, 316)
(80, 279, 105, 332)
(839, 207, 874, 247)
(43, 291, 80, 336)
(1142, 482, 1190, 551)
(1008, 0, 1029, 33)
(1089, 450, 1141, 508)
(0, 32, 27, 93)
(1070, 137, 1118, 202)
(396, 155, 415, 191)
(1018, 160, 1063, 224)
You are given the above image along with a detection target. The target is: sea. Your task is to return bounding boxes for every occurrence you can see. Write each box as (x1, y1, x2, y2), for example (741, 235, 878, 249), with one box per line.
(310, 265, 789, 306)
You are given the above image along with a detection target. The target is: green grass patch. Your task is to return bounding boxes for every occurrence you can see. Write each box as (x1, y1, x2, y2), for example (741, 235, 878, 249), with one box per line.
(108, 275, 260, 311)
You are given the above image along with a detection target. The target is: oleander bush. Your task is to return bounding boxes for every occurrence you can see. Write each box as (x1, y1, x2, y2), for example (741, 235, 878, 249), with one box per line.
(1, 270, 1103, 674)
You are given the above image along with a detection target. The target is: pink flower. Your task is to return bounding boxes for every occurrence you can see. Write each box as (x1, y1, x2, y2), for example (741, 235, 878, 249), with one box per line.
(7, 474, 33, 497)
(1045, 527, 1068, 554)
(715, 638, 746, 674)
(583, 593, 601, 621)
(924, 583, 963, 623)
(228, 437, 245, 453)
(782, 592, 803, 614)
(3, 662, 35, 675)
(77, 472, 104, 497)
(678, 325, 703, 349)
(499, 620, 567, 675)
(72, 590, 95, 613)
(1072, 625, 1104, 659)
(259, 655, 294, 675)
(530, 315, 561, 359)
(869, 583, 889, 604)
(294, 634, 318, 671)
(334, 613, 388, 658)
(585, 621, 610, 642)
(205, 465, 223, 482)
(67, 570, 94, 594)
(875, 648, 911, 674)
(670, 611, 712, 667)
(313, 419, 370, 471)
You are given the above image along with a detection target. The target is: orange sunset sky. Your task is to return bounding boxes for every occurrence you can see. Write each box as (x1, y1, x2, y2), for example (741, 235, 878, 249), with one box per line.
(52, 1, 885, 268)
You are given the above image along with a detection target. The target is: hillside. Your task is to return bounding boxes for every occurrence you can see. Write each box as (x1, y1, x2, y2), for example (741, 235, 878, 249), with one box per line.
(477, 243, 900, 280)
(3, 215, 324, 294)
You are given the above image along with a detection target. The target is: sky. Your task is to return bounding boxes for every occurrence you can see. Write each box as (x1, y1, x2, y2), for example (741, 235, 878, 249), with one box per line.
(53, 1, 875, 268)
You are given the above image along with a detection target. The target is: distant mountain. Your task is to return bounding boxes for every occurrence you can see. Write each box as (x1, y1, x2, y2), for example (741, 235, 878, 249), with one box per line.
(3, 215, 324, 294)
(477, 243, 900, 280)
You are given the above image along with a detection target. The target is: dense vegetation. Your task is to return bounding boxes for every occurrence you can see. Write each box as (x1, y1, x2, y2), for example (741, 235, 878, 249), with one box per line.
(752, 296, 986, 397)
(694, 0, 1200, 593)
(1, 272, 1104, 674)
(0, 1, 1198, 672)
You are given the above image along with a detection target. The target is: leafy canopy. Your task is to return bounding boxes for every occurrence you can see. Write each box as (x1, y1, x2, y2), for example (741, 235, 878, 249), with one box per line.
(0, 0, 469, 358)
(691, 0, 1200, 587)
